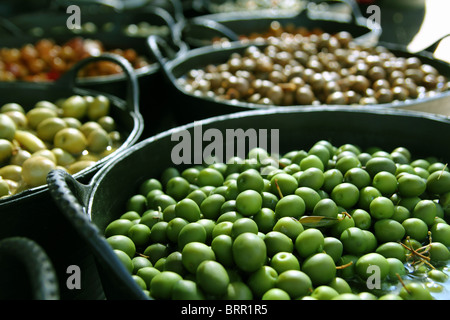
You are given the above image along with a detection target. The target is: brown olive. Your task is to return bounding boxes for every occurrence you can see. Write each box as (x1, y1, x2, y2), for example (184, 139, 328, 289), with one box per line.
(326, 91, 347, 105)
(375, 88, 393, 104)
(372, 79, 390, 91)
(345, 90, 361, 104)
(295, 87, 314, 105)
(422, 74, 438, 90)
(367, 66, 386, 82)
(392, 86, 409, 100)
(266, 85, 284, 105)
(351, 75, 370, 94)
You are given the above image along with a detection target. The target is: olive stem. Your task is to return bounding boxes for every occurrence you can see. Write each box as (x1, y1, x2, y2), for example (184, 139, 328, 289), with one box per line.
(437, 163, 448, 179)
(274, 178, 284, 199)
(396, 273, 410, 294)
(335, 261, 353, 270)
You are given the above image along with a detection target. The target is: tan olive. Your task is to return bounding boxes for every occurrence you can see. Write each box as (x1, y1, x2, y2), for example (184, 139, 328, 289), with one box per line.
(36, 117, 67, 142)
(32, 149, 57, 164)
(14, 130, 47, 153)
(61, 95, 88, 120)
(0, 103, 24, 114)
(68, 160, 96, 175)
(0, 139, 13, 163)
(0, 164, 22, 182)
(87, 95, 110, 120)
(53, 127, 87, 155)
(10, 149, 31, 166)
(26, 107, 58, 129)
(21, 155, 56, 188)
(0, 113, 17, 141)
(87, 128, 111, 153)
(3, 111, 28, 129)
(51, 147, 76, 167)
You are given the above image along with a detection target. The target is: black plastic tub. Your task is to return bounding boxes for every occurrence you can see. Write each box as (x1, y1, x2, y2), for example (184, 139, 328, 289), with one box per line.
(0, 53, 143, 300)
(0, 5, 187, 137)
(147, 33, 450, 126)
(180, 0, 380, 48)
(48, 106, 450, 300)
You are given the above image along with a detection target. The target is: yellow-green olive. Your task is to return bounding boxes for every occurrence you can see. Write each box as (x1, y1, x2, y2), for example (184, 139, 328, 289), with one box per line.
(0, 177, 10, 197)
(53, 127, 87, 155)
(0, 139, 13, 163)
(32, 149, 57, 164)
(36, 117, 68, 142)
(14, 130, 47, 153)
(61, 95, 88, 120)
(98, 116, 116, 132)
(77, 152, 100, 162)
(51, 147, 76, 167)
(10, 149, 31, 166)
(0, 103, 24, 114)
(87, 128, 111, 153)
(0, 113, 17, 141)
(34, 100, 60, 112)
(79, 121, 103, 138)
(0, 164, 22, 182)
(87, 95, 110, 120)
(68, 160, 96, 175)
(3, 111, 27, 129)
(63, 117, 82, 129)
(26, 107, 58, 130)
(21, 155, 56, 188)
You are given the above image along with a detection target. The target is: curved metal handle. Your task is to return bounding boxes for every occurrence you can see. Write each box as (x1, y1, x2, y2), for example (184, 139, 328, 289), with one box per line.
(147, 34, 179, 84)
(56, 53, 139, 116)
(46, 169, 149, 300)
(0, 17, 25, 37)
(183, 17, 240, 43)
(421, 34, 450, 55)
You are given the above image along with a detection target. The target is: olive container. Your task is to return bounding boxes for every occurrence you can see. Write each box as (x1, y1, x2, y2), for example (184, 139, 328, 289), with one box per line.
(148, 33, 450, 126)
(0, 237, 60, 300)
(0, 53, 143, 300)
(1, 4, 187, 137)
(180, 0, 381, 49)
(48, 106, 450, 299)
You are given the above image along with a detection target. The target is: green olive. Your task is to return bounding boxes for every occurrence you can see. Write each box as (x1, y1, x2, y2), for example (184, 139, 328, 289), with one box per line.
(0, 177, 10, 197)
(31, 149, 57, 164)
(10, 149, 31, 166)
(53, 127, 87, 155)
(0, 114, 17, 141)
(79, 121, 103, 138)
(34, 100, 60, 112)
(97, 116, 116, 132)
(67, 160, 96, 175)
(62, 117, 82, 129)
(21, 155, 56, 188)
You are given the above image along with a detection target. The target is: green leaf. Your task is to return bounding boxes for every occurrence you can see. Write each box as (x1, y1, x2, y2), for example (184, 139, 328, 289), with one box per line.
(298, 215, 342, 228)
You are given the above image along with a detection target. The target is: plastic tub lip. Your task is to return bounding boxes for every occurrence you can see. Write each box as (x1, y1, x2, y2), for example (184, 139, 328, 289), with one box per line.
(157, 38, 450, 113)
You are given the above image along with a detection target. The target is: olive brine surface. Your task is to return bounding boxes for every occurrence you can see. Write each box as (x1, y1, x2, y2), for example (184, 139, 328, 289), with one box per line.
(105, 141, 450, 300)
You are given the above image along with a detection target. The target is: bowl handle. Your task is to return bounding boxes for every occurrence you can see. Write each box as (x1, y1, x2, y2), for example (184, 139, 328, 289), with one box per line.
(46, 169, 149, 300)
(0, 237, 60, 300)
(181, 17, 240, 43)
(56, 53, 140, 116)
(147, 34, 180, 84)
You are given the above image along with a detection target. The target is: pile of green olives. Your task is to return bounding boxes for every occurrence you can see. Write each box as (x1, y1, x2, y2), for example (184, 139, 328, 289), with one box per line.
(0, 95, 122, 198)
(104, 141, 450, 300)
(178, 31, 449, 107)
